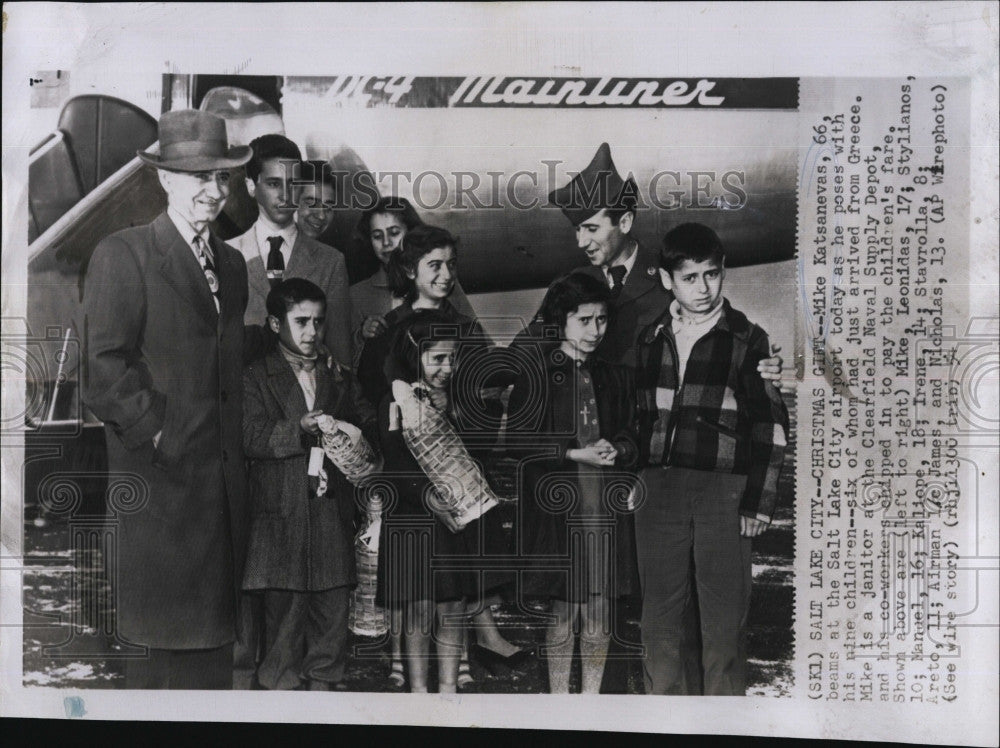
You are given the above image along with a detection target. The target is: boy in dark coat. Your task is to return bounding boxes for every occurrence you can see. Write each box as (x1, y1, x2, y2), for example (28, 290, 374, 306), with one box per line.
(242, 278, 378, 690)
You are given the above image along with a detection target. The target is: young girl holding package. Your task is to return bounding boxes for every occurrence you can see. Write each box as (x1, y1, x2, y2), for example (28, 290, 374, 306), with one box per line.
(376, 312, 509, 692)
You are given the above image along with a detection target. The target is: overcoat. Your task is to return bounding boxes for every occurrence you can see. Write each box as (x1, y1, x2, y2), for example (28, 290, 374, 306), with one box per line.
(82, 212, 249, 649)
(241, 349, 377, 591)
(506, 348, 640, 598)
(231, 228, 354, 368)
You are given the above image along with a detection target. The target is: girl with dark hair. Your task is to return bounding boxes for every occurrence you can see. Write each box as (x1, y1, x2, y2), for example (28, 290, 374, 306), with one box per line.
(506, 272, 639, 694)
(348, 197, 474, 363)
(375, 313, 511, 692)
(356, 224, 485, 406)
(359, 225, 525, 689)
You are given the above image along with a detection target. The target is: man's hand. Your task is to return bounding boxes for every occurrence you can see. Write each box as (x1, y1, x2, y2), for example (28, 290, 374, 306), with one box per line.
(361, 315, 388, 339)
(300, 409, 324, 437)
(740, 515, 770, 537)
(757, 344, 783, 381)
(757, 344, 796, 394)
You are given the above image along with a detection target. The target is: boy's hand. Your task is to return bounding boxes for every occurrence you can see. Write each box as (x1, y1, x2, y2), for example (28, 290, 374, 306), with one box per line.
(740, 516, 770, 537)
(361, 315, 388, 339)
(300, 410, 324, 437)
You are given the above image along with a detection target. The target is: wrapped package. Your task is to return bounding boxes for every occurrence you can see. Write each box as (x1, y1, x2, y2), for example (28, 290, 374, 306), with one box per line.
(348, 496, 388, 637)
(392, 381, 499, 528)
(318, 415, 379, 485)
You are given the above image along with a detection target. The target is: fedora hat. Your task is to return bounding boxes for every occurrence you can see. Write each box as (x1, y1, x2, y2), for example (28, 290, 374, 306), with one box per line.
(138, 109, 252, 172)
(548, 142, 639, 226)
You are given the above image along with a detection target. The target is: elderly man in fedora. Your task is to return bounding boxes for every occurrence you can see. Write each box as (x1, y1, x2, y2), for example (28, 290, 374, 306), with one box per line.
(82, 109, 252, 689)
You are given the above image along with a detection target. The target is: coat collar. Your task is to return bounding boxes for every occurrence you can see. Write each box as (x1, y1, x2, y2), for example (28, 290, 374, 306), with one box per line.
(615, 241, 662, 307)
(151, 212, 219, 325)
(285, 233, 321, 276)
(643, 298, 753, 345)
(577, 241, 661, 307)
(263, 346, 334, 418)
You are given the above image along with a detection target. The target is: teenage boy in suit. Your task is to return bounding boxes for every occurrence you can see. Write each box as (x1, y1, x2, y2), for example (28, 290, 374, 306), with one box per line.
(231, 135, 354, 368)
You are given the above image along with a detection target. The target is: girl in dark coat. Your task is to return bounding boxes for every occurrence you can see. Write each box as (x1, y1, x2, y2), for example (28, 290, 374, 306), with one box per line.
(376, 311, 511, 692)
(363, 224, 521, 689)
(506, 273, 639, 693)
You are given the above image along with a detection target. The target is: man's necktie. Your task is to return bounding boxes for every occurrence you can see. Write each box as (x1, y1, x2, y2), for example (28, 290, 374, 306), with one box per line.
(609, 265, 627, 298)
(266, 236, 284, 287)
(194, 236, 221, 313)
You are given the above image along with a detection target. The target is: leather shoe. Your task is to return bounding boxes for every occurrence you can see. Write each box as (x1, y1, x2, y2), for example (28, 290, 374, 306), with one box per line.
(469, 643, 537, 675)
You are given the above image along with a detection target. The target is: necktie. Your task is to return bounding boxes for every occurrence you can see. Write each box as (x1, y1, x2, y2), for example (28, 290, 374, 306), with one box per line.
(609, 265, 627, 298)
(194, 236, 221, 313)
(284, 352, 318, 409)
(266, 236, 284, 287)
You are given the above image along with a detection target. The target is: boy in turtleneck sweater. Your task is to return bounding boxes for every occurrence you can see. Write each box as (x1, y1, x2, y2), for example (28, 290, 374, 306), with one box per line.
(632, 223, 789, 696)
(241, 278, 378, 690)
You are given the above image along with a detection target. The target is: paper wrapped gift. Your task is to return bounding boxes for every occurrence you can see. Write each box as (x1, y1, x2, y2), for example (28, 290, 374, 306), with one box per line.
(392, 381, 499, 528)
(317, 415, 379, 485)
(348, 502, 388, 637)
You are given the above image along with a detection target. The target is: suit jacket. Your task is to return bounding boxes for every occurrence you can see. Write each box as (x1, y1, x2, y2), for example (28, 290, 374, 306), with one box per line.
(81, 211, 249, 649)
(579, 242, 670, 369)
(231, 227, 354, 368)
(242, 350, 377, 591)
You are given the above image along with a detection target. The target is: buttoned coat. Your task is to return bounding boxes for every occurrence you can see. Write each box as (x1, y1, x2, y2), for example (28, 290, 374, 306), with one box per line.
(82, 212, 249, 649)
(231, 228, 354, 368)
(506, 350, 640, 598)
(241, 350, 377, 591)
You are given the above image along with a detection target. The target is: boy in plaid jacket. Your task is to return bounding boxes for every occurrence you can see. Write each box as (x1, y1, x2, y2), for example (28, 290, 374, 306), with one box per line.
(633, 223, 788, 695)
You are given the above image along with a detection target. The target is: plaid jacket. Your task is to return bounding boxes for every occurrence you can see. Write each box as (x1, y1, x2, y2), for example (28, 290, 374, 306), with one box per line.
(635, 299, 789, 521)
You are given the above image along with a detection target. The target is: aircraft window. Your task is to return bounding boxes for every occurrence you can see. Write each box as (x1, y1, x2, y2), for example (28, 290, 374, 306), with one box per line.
(57, 95, 157, 194)
(28, 131, 84, 243)
(29, 95, 156, 244)
(192, 75, 282, 115)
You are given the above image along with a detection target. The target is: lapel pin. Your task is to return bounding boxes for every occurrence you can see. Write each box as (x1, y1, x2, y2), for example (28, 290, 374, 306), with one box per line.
(647, 266, 657, 276)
